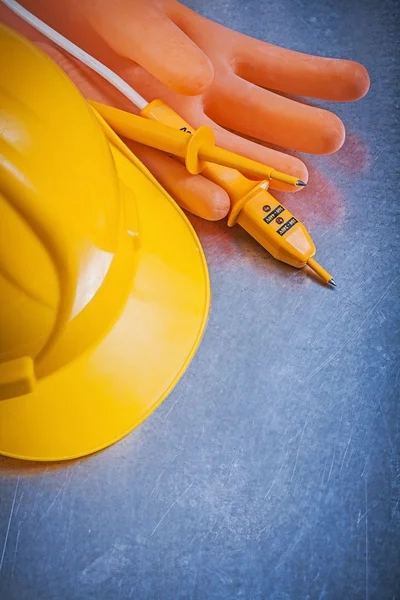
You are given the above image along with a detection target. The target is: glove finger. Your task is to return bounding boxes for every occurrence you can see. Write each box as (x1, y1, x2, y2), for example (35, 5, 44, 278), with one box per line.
(80, 0, 213, 96)
(234, 36, 370, 102)
(205, 74, 345, 155)
(127, 142, 231, 221)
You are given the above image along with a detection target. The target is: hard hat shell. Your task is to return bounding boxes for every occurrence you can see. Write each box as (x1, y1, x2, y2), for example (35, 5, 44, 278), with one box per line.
(0, 25, 210, 461)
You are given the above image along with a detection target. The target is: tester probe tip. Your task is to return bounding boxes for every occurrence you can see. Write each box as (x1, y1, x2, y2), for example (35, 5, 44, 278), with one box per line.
(307, 257, 335, 286)
(296, 179, 307, 187)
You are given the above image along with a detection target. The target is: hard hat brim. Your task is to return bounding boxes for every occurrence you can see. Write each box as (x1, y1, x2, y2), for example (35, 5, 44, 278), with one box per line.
(0, 146, 210, 461)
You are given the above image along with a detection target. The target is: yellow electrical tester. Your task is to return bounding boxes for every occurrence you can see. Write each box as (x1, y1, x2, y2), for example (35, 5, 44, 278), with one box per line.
(91, 99, 335, 285)
(139, 100, 336, 286)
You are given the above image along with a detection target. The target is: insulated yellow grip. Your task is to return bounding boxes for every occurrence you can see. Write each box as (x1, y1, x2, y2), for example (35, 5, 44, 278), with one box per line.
(140, 99, 257, 203)
(90, 101, 190, 158)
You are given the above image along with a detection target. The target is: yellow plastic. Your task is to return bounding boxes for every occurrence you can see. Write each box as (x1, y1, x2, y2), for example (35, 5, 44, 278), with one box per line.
(234, 186, 315, 268)
(306, 258, 334, 285)
(139, 100, 334, 282)
(0, 357, 36, 401)
(90, 101, 301, 187)
(0, 25, 210, 461)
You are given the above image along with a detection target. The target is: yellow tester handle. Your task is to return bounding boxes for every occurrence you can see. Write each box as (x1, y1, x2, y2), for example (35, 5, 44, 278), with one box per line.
(230, 184, 315, 268)
(90, 100, 193, 164)
(90, 101, 301, 187)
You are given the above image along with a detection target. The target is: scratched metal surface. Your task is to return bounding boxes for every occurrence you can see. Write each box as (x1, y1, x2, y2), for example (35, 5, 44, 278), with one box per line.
(1, 0, 399, 598)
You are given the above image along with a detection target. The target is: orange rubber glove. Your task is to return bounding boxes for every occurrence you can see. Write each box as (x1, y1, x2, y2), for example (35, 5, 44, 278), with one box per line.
(0, 0, 370, 220)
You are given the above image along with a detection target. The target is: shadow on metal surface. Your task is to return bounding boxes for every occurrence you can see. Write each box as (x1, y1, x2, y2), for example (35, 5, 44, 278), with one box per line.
(0, 452, 99, 477)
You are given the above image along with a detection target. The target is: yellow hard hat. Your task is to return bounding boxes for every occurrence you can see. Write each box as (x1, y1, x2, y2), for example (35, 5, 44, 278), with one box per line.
(0, 24, 210, 461)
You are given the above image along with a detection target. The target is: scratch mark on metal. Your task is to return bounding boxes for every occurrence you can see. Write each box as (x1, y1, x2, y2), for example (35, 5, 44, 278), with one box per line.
(361, 458, 369, 477)
(40, 469, 70, 520)
(14, 491, 25, 519)
(340, 429, 354, 471)
(201, 515, 224, 547)
(26, 471, 48, 521)
(263, 450, 288, 501)
(318, 583, 327, 600)
(290, 294, 303, 316)
(390, 496, 400, 522)
(150, 482, 193, 537)
(205, 566, 232, 585)
(149, 448, 184, 497)
(62, 498, 76, 559)
(287, 428, 302, 445)
(219, 550, 231, 564)
(312, 567, 321, 583)
(226, 451, 240, 480)
(302, 276, 399, 382)
(326, 448, 336, 484)
(365, 475, 369, 600)
(11, 529, 20, 579)
(0, 477, 20, 574)
(291, 417, 309, 481)
(163, 394, 183, 419)
(256, 523, 272, 540)
(150, 469, 166, 498)
(275, 527, 304, 570)
(357, 501, 381, 524)
(372, 149, 384, 164)
(376, 397, 394, 453)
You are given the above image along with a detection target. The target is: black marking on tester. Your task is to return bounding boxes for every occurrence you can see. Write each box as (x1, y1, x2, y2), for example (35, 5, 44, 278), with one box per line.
(277, 217, 298, 236)
(180, 127, 192, 134)
(264, 204, 284, 224)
